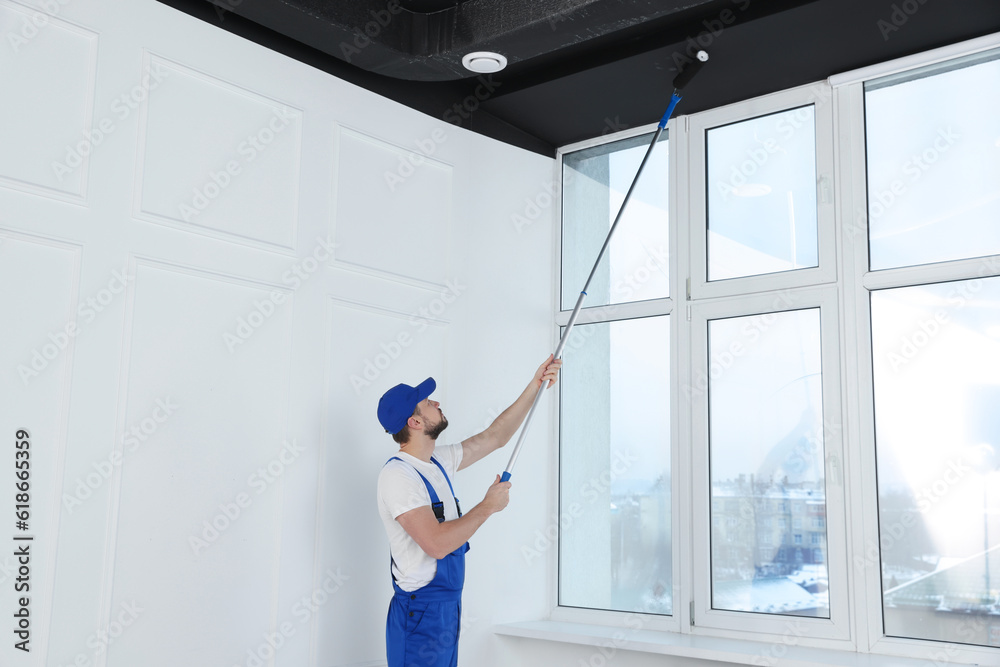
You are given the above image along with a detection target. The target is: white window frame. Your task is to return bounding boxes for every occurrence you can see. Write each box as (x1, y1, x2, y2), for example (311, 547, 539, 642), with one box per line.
(835, 36, 1000, 662)
(549, 119, 682, 635)
(689, 286, 851, 644)
(688, 84, 838, 299)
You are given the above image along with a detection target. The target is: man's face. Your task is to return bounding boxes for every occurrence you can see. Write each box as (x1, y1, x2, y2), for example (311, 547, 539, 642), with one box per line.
(416, 398, 448, 440)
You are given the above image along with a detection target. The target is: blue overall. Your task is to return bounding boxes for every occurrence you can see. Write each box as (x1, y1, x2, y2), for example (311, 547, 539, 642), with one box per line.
(385, 456, 469, 667)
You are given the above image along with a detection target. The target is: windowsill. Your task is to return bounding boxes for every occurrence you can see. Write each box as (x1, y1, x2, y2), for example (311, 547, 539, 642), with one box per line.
(494, 620, 933, 666)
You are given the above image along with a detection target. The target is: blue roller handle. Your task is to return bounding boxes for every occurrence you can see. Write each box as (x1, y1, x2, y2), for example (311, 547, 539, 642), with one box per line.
(498, 53, 709, 485)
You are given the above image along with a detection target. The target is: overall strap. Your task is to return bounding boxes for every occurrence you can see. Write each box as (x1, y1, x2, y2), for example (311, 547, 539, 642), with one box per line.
(429, 456, 462, 518)
(429, 457, 456, 496)
(387, 456, 445, 522)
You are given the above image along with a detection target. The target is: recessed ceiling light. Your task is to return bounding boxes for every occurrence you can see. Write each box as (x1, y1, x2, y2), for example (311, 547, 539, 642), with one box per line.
(462, 51, 507, 74)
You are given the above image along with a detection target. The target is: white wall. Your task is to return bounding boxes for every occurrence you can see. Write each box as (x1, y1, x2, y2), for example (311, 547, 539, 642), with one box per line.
(0, 1, 560, 665)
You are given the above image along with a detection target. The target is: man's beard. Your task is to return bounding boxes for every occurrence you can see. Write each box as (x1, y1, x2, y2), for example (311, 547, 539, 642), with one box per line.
(425, 414, 449, 440)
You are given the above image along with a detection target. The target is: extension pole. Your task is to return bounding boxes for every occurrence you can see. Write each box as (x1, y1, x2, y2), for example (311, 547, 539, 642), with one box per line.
(500, 51, 709, 483)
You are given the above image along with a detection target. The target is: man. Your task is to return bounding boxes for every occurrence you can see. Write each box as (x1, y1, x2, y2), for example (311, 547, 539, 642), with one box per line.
(376, 355, 561, 667)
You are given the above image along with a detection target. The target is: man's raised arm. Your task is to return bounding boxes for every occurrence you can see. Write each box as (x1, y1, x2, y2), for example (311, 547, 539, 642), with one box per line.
(458, 355, 561, 471)
(396, 474, 510, 558)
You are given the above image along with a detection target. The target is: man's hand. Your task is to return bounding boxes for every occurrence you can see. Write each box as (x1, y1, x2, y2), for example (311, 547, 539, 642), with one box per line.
(481, 475, 511, 514)
(397, 476, 510, 559)
(458, 355, 564, 472)
(534, 354, 562, 390)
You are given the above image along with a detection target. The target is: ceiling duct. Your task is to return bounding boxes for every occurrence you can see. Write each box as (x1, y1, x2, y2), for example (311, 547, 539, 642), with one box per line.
(205, 0, 736, 81)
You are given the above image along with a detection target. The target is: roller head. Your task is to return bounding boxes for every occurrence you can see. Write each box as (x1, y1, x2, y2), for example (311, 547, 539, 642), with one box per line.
(673, 50, 709, 91)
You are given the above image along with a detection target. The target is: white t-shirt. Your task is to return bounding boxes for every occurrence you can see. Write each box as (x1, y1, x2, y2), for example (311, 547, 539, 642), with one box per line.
(377, 443, 464, 592)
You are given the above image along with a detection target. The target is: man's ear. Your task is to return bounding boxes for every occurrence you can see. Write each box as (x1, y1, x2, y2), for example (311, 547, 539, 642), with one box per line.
(407, 410, 422, 432)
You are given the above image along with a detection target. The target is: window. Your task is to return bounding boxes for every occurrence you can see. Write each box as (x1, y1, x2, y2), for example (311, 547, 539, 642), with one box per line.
(556, 38, 1000, 664)
(865, 51, 1000, 270)
(558, 129, 672, 618)
(559, 316, 671, 616)
(561, 133, 669, 309)
(705, 106, 818, 282)
(689, 86, 837, 300)
(864, 47, 1000, 652)
(870, 277, 1000, 645)
(705, 308, 831, 620)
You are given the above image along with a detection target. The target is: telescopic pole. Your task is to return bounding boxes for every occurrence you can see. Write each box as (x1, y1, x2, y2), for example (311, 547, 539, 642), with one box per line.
(500, 52, 710, 483)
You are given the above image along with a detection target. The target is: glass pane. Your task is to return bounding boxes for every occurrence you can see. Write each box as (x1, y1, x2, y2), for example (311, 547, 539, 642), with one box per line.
(871, 276, 1000, 646)
(706, 106, 819, 281)
(865, 51, 1000, 270)
(559, 316, 671, 614)
(561, 133, 669, 310)
(708, 309, 829, 617)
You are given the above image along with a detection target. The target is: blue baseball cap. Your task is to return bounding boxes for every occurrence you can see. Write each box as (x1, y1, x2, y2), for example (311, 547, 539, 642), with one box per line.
(377, 378, 436, 434)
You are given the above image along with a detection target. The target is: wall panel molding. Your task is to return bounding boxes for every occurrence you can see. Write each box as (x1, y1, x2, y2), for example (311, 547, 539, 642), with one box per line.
(0, 0, 98, 203)
(132, 50, 303, 255)
(331, 125, 453, 290)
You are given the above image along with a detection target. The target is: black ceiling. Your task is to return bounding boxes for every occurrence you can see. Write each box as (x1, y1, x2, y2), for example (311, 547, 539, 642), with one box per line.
(157, 0, 1000, 157)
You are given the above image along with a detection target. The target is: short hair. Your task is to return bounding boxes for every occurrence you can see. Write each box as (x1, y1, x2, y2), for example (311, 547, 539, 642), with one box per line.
(391, 405, 420, 445)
